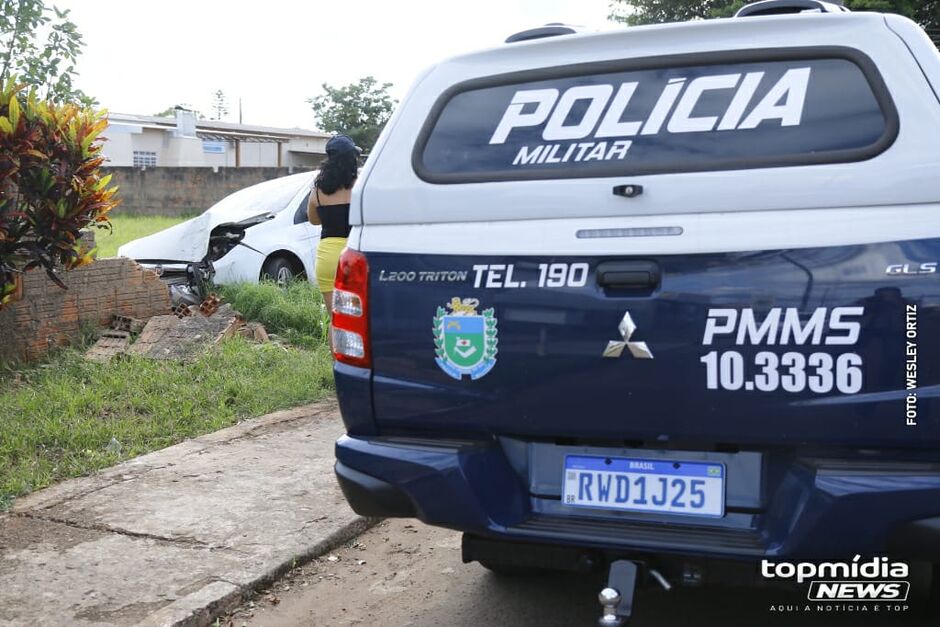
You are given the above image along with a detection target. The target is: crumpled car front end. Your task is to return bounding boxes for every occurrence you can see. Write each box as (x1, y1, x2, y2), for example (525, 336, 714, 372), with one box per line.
(118, 212, 273, 306)
(117, 171, 316, 306)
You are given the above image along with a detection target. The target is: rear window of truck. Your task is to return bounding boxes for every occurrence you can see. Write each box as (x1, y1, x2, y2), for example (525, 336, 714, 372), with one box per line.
(414, 47, 897, 183)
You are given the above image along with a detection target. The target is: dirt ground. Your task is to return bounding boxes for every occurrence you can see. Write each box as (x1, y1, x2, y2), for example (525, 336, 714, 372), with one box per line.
(225, 519, 937, 627)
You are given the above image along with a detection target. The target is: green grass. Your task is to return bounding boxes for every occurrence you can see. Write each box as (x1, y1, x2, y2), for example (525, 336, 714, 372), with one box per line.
(0, 281, 334, 510)
(218, 281, 328, 348)
(0, 339, 333, 509)
(93, 214, 192, 258)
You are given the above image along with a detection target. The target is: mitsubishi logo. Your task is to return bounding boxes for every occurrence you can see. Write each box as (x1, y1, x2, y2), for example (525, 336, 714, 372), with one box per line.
(603, 311, 653, 359)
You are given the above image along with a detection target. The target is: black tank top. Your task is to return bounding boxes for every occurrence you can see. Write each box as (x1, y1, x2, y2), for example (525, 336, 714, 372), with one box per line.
(316, 203, 351, 239)
(315, 188, 351, 239)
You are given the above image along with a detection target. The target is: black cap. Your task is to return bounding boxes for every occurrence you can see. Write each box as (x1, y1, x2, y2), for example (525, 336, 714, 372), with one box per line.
(326, 134, 361, 157)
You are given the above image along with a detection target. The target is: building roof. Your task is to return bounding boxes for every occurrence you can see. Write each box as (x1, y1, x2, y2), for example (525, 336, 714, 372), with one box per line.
(107, 112, 330, 142)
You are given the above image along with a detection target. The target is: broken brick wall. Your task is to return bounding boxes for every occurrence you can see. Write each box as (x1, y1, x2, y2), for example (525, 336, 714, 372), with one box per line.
(0, 257, 171, 363)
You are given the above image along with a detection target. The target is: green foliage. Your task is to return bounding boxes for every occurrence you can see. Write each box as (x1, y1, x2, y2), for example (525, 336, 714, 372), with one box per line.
(308, 76, 397, 153)
(0, 80, 119, 308)
(0, 336, 334, 508)
(0, 0, 89, 104)
(609, 0, 726, 24)
(609, 0, 939, 31)
(218, 280, 328, 348)
(152, 104, 204, 119)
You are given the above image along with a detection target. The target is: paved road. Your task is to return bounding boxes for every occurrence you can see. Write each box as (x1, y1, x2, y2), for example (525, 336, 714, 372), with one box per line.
(230, 519, 934, 627)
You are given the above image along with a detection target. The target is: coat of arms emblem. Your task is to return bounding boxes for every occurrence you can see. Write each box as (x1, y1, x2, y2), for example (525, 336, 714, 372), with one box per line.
(433, 297, 498, 380)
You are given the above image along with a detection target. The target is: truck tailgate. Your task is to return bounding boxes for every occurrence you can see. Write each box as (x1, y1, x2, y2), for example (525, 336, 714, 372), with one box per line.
(367, 241, 938, 447)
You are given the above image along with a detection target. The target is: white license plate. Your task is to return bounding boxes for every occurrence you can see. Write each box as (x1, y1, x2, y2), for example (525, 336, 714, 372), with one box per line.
(562, 455, 725, 518)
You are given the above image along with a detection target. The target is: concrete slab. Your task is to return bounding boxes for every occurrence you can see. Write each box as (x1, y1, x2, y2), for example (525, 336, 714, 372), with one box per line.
(85, 333, 132, 363)
(128, 306, 241, 361)
(0, 398, 374, 627)
(0, 516, 244, 627)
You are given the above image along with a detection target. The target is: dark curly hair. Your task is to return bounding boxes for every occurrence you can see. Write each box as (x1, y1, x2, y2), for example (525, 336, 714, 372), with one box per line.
(315, 151, 358, 195)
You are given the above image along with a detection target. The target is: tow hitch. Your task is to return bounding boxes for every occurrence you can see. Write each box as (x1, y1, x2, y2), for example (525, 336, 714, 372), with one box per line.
(597, 560, 671, 626)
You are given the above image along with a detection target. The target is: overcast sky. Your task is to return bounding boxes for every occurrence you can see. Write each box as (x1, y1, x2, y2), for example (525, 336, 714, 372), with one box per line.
(53, 0, 612, 130)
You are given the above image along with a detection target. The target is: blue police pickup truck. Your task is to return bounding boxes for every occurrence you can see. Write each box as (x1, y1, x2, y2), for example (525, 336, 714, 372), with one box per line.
(329, 0, 939, 621)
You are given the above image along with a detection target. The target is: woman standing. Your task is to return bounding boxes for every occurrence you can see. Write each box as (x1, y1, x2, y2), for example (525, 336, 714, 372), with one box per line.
(308, 134, 360, 311)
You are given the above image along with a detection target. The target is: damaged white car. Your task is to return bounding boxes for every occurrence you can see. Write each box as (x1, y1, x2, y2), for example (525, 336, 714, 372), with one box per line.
(118, 171, 319, 305)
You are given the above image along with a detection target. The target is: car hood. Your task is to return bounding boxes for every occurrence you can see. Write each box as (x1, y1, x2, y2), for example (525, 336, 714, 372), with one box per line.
(118, 171, 313, 263)
(117, 209, 272, 263)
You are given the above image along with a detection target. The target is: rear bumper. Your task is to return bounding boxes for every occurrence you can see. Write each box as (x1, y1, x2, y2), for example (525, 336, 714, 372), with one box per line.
(889, 516, 940, 562)
(335, 434, 940, 560)
(335, 460, 416, 518)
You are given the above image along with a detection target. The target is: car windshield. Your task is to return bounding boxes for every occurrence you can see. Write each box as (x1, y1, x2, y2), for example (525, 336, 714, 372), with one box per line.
(205, 173, 310, 217)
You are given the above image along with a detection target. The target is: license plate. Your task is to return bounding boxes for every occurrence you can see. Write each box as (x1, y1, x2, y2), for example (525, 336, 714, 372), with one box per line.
(562, 455, 725, 518)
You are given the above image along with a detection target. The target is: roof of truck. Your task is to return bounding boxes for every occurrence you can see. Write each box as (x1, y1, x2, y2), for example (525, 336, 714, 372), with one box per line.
(432, 12, 893, 72)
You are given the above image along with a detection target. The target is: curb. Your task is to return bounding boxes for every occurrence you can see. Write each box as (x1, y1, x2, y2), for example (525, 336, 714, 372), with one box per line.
(2, 399, 365, 627)
(139, 516, 381, 627)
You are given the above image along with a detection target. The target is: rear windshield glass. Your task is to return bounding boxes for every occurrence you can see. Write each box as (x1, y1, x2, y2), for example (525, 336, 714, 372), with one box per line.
(415, 50, 896, 183)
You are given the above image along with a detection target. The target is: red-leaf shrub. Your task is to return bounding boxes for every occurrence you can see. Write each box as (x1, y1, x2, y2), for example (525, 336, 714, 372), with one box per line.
(0, 80, 118, 308)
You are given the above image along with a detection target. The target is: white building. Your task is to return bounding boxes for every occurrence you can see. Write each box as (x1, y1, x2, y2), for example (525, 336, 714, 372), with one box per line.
(102, 110, 330, 169)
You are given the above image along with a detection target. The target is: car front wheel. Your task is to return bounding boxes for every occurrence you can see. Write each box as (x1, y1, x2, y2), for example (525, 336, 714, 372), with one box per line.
(261, 256, 300, 285)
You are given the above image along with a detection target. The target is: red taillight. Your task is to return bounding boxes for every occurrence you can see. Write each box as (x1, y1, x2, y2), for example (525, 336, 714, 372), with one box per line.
(332, 248, 370, 367)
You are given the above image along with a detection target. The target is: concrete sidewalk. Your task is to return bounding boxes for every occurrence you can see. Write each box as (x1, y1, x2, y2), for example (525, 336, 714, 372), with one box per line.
(0, 399, 373, 627)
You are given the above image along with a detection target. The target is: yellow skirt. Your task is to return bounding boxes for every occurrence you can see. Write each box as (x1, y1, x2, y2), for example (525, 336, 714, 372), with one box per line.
(315, 237, 347, 292)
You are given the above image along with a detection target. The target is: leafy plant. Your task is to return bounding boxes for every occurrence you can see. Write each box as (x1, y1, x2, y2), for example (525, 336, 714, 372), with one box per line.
(152, 104, 204, 119)
(0, 79, 119, 308)
(0, 0, 90, 104)
(308, 76, 397, 153)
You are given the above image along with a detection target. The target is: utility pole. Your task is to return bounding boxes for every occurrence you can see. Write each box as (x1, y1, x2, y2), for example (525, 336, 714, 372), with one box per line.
(237, 98, 242, 167)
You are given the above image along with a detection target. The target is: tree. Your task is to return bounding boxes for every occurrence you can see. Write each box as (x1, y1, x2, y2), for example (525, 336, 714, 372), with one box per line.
(308, 76, 397, 153)
(210, 89, 228, 121)
(0, 0, 90, 104)
(610, 0, 731, 25)
(609, 0, 940, 33)
(0, 0, 113, 308)
(153, 104, 204, 119)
